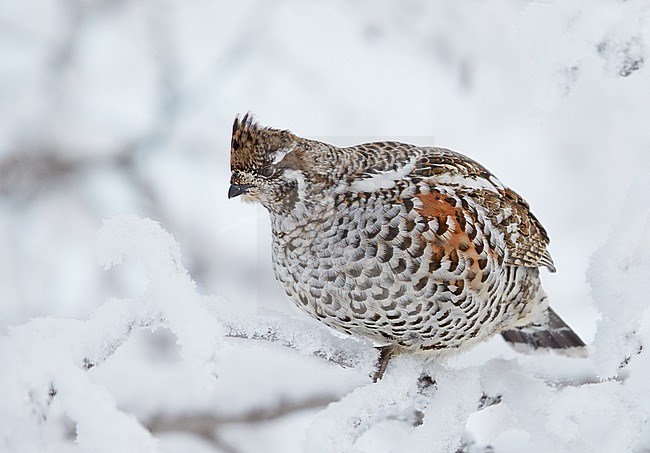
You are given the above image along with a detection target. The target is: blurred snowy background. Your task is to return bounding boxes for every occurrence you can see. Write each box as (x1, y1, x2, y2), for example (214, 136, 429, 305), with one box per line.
(1, 0, 650, 452)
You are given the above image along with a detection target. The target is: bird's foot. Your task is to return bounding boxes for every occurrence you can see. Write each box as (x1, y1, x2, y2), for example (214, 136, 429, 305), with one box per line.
(372, 345, 395, 382)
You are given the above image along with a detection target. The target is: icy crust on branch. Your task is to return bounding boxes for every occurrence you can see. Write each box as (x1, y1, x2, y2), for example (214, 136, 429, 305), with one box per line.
(214, 303, 377, 372)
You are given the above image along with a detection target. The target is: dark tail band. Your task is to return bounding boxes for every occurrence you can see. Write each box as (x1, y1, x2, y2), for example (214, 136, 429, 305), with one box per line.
(501, 307, 588, 357)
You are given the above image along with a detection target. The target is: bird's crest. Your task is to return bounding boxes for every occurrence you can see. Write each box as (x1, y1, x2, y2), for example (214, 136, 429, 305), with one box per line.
(231, 113, 263, 170)
(230, 113, 296, 171)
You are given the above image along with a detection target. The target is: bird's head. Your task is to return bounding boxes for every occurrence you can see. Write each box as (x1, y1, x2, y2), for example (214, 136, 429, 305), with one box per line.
(228, 114, 330, 214)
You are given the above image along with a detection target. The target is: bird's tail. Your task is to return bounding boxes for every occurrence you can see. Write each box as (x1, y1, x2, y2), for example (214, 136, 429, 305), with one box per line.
(501, 307, 588, 357)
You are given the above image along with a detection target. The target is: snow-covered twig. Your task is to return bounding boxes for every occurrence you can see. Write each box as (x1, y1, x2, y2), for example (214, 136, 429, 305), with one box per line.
(213, 303, 378, 371)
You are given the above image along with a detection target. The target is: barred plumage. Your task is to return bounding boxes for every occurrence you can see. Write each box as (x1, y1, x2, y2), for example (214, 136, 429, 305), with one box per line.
(228, 114, 586, 379)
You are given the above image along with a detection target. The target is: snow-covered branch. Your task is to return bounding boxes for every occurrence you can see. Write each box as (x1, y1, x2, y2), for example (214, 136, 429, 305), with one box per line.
(0, 216, 379, 452)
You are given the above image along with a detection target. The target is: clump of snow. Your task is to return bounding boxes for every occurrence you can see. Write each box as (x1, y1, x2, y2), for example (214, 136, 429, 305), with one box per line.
(303, 355, 426, 452)
(588, 174, 650, 378)
(477, 359, 630, 452)
(0, 306, 159, 452)
(400, 365, 482, 453)
(97, 215, 224, 383)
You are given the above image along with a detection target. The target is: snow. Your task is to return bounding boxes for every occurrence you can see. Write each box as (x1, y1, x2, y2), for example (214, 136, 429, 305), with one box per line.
(0, 302, 159, 453)
(589, 174, 650, 379)
(2, 0, 650, 451)
(397, 365, 482, 453)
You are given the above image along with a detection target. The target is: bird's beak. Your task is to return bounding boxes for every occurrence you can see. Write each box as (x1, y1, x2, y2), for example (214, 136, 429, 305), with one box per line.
(228, 184, 253, 199)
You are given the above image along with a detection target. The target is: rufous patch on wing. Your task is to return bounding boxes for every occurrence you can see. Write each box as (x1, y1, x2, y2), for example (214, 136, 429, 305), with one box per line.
(414, 191, 487, 288)
(415, 191, 458, 219)
(414, 191, 468, 242)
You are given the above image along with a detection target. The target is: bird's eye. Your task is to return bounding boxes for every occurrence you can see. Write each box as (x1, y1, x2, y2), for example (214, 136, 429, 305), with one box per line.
(260, 167, 274, 177)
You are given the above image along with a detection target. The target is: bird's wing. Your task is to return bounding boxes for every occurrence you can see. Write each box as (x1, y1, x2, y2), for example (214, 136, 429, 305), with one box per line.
(411, 148, 556, 272)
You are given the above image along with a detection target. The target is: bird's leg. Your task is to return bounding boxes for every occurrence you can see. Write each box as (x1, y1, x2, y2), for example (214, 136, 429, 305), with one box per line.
(372, 345, 395, 382)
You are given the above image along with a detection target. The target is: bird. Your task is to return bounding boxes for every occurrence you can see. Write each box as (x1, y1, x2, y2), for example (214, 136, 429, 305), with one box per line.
(228, 114, 586, 381)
